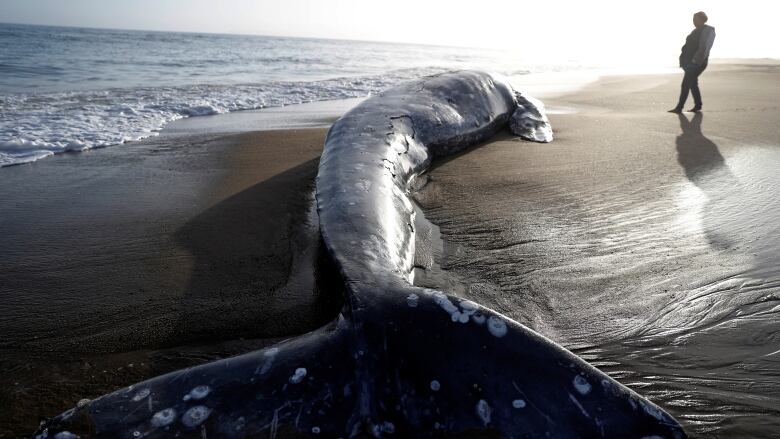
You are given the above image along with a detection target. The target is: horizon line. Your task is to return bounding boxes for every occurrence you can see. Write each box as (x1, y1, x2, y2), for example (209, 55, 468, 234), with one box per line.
(0, 20, 491, 52)
(1, 21, 777, 63)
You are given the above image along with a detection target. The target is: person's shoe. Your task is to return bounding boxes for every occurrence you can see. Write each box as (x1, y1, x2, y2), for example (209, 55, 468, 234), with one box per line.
(667, 108, 683, 114)
(686, 107, 701, 113)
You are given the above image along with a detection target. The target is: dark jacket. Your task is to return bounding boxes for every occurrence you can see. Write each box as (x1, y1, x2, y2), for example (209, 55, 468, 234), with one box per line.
(680, 24, 716, 68)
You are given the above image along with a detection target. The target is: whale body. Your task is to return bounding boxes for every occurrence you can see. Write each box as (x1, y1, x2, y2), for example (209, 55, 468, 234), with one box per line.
(35, 71, 686, 438)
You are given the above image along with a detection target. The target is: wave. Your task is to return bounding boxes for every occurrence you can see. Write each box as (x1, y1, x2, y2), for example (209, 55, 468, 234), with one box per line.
(0, 67, 452, 167)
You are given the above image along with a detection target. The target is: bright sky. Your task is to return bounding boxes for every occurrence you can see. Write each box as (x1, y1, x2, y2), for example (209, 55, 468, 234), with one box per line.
(2, 0, 778, 64)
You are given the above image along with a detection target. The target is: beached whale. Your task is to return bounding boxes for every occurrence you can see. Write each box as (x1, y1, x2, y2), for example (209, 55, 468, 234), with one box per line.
(35, 71, 685, 438)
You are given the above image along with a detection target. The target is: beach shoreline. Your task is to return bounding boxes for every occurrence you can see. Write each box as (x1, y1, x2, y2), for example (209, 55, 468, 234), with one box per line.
(1, 62, 778, 437)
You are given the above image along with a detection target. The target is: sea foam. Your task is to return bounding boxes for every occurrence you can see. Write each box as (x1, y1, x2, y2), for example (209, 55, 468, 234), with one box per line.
(0, 68, 446, 167)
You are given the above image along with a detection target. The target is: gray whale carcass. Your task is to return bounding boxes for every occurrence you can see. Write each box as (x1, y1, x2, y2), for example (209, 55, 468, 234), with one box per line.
(35, 71, 686, 438)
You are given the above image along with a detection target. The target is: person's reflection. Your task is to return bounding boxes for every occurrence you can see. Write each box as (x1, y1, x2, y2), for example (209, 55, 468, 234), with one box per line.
(676, 112, 724, 182)
(675, 112, 738, 249)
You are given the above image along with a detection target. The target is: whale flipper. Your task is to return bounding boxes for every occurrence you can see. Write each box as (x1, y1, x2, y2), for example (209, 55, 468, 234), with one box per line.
(510, 92, 553, 143)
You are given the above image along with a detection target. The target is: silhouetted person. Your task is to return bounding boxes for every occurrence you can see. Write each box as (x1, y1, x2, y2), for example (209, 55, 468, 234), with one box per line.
(669, 11, 716, 114)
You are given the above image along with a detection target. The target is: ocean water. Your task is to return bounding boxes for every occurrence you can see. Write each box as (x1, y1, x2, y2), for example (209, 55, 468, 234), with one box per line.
(0, 23, 584, 167)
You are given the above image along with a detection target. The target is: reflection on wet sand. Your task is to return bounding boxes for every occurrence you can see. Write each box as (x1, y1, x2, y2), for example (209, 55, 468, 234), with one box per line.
(600, 113, 780, 436)
(675, 113, 740, 250)
(417, 103, 780, 436)
(675, 113, 725, 182)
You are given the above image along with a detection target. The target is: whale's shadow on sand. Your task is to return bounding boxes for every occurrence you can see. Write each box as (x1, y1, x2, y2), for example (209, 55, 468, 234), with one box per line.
(145, 158, 343, 377)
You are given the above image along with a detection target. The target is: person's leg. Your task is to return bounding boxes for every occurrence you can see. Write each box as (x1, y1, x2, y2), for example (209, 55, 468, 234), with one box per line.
(690, 71, 702, 109)
(689, 64, 707, 110)
(673, 68, 694, 111)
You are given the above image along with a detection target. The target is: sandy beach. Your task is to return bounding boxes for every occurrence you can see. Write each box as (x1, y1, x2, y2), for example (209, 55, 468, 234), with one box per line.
(416, 62, 780, 437)
(1, 63, 778, 437)
(0, 128, 343, 435)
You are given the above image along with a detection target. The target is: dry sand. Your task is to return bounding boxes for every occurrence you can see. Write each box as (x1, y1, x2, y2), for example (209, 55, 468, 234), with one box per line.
(0, 63, 777, 437)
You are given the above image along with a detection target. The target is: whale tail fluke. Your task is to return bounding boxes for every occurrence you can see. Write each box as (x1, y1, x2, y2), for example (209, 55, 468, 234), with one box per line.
(34, 70, 687, 438)
(34, 317, 362, 439)
(340, 287, 687, 438)
(36, 287, 685, 439)
(35, 289, 686, 438)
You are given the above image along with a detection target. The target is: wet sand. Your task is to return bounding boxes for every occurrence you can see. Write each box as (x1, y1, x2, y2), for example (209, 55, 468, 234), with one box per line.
(1, 63, 778, 437)
(0, 129, 343, 436)
(415, 63, 780, 437)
